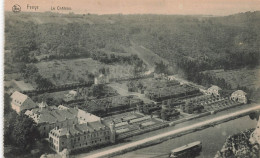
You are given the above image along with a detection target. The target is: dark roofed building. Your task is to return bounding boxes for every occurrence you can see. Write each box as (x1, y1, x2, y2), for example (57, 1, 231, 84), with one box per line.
(25, 105, 100, 137)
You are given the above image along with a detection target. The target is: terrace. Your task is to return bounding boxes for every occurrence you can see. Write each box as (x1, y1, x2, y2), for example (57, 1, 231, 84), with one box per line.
(179, 94, 243, 114)
(145, 84, 201, 102)
(68, 95, 143, 117)
(103, 111, 164, 138)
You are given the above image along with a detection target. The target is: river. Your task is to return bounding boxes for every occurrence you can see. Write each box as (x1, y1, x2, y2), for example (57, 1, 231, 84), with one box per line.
(115, 115, 257, 158)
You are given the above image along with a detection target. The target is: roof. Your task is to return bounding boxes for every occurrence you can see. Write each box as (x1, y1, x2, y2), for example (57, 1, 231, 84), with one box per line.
(78, 109, 100, 123)
(27, 107, 78, 124)
(27, 106, 100, 125)
(171, 141, 201, 153)
(232, 90, 247, 96)
(51, 121, 108, 137)
(11, 91, 28, 104)
(209, 85, 222, 91)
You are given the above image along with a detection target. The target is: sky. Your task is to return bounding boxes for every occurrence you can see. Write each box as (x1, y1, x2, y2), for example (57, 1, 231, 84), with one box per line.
(4, 0, 260, 16)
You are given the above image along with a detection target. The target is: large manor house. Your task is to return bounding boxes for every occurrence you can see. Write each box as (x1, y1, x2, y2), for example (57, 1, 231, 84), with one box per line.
(9, 82, 249, 157)
(10, 91, 116, 156)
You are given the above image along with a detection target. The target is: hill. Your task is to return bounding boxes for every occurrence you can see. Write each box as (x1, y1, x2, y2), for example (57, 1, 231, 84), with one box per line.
(4, 11, 260, 88)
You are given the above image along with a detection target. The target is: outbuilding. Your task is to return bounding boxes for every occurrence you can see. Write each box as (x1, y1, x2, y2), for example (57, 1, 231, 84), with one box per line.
(230, 90, 247, 104)
(206, 85, 222, 97)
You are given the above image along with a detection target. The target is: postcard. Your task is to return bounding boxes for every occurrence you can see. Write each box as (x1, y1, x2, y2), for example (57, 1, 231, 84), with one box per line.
(3, 0, 260, 158)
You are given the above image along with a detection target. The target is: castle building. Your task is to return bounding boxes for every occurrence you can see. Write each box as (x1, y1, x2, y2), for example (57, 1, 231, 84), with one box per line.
(49, 121, 115, 154)
(25, 105, 100, 137)
(10, 91, 37, 114)
(230, 90, 247, 104)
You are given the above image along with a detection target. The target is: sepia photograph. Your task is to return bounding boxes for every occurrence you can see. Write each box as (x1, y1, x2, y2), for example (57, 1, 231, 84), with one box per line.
(2, 0, 260, 158)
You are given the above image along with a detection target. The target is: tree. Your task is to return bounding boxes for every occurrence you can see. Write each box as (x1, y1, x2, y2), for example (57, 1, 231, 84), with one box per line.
(4, 93, 11, 115)
(12, 114, 40, 150)
(4, 111, 17, 144)
(155, 61, 169, 74)
(4, 113, 40, 151)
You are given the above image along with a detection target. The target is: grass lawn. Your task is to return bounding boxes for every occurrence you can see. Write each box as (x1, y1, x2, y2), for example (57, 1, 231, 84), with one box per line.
(35, 58, 137, 86)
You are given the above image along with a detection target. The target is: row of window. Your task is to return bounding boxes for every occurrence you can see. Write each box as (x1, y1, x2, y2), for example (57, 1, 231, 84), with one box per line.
(14, 100, 22, 105)
(71, 132, 110, 143)
(69, 131, 110, 141)
(71, 137, 110, 149)
(49, 143, 58, 150)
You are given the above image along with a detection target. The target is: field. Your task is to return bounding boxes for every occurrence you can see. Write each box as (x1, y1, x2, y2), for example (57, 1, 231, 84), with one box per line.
(35, 58, 137, 86)
(203, 67, 260, 89)
(126, 41, 169, 71)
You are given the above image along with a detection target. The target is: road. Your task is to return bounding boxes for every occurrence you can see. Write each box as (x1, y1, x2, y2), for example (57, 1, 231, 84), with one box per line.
(171, 75, 207, 92)
(86, 105, 260, 158)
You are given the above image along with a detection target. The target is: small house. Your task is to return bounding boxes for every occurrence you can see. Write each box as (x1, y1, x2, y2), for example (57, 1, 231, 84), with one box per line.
(206, 85, 222, 97)
(230, 90, 247, 104)
(10, 91, 37, 114)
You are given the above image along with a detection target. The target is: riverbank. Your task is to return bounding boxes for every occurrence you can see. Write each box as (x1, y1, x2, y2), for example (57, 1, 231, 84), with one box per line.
(85, 105, 260, 158)
(215, 129, 259, 158)
(116, 115, 257, 158)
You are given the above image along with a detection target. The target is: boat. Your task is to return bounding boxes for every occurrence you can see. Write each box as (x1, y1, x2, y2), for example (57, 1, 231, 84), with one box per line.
(169, 141, 202, 158)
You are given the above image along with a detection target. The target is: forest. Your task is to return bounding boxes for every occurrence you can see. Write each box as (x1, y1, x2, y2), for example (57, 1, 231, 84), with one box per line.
(4, 11, 260, 89)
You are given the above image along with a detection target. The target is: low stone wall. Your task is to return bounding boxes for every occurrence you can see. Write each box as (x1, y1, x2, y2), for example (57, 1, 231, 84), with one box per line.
(169, 112, 211, 126)
(212, 103, 243, 113)
(169, 103, 244, 126)
(186, 112, 211, 121)
(23, 81, 94, 96)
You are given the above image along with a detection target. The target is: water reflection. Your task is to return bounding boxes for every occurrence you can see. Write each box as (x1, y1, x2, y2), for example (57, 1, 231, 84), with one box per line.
(117, 115, 257, 158)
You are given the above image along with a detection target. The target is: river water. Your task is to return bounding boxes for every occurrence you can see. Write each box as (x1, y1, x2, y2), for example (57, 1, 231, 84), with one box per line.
(115, 116, 257, 158)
